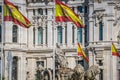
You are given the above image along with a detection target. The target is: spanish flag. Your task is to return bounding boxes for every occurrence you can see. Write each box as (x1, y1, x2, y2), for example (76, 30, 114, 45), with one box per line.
(4, 0, 31, 28)
(77, 43, 89, 63)
(77, 43, 83, 56)
(55, 0, 84, 28)
(112, 43, 120, 57)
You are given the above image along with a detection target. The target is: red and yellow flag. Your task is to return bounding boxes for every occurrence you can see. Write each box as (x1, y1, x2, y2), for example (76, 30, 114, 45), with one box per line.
(112, 43, 120, 57)
(55, 0, 84, 28)
(4, 0, 31, 28)
(77, 43, 89, 63)
(77, 43, 83, 56)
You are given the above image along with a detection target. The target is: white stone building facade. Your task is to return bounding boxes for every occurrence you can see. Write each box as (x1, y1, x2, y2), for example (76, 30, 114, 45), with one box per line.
(1, 0, 120, 80)
(0, 0, 88, 80)
(88, 0, 120, 80)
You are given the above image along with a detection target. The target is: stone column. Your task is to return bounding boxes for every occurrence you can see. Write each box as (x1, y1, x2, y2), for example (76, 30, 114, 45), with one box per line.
(43, 27, 46, 46)
(21, 53, 26, 80)
(27, 58, 36, 80)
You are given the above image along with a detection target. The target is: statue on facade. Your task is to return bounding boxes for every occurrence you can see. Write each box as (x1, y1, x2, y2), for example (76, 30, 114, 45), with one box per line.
(84, 65, 100, 80)
(69, 64, 85, 80)
(35, 65, 44, 80)
(55, 43, 68, 68)
(26, 72, 31, 80)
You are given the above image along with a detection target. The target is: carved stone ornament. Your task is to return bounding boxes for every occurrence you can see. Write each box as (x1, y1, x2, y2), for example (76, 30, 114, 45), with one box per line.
(84, 65, 100, 80)
(55, 43, 68, 68)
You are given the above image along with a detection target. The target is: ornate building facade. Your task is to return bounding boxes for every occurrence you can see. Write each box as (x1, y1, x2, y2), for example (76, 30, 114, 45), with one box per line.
(1, 0, 120, 80)
(88, 0, 120, 80)
(0, 0, 89, 80)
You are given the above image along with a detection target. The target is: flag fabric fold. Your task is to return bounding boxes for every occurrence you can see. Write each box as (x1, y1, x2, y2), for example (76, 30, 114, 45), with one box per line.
(77, 43, 83, 56)
(4, 0, 31, 28)
(55, 0, 84, 28)
(77, 43, 89, 63)
(112, 43, 120, 57)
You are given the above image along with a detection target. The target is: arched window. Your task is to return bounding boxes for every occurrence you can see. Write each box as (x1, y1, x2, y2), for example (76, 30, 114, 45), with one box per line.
(12, 56, 18, 80)
(99, 22, 103, 40)
(57, 26, 62, 44)
(12, 25, 18, 42)
(77, 28, 82, 43)
(38, 27, 43, 44)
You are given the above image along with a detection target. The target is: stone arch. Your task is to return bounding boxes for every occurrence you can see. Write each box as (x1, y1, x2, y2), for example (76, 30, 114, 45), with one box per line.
(43, 69, 52, 80)
(47, 69, 52, 80)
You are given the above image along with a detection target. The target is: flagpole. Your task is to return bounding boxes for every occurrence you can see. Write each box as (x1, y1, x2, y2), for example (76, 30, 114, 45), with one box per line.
(110, 18, 113, 80)
(53, 0, 56, 80)
(1, 0, 4, 80)
(110, 43, 113, 80)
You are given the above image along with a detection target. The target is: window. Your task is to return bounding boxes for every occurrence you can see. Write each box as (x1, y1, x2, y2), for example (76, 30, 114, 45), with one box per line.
(84, 6, 88, 13)
(36, 61, 44, 67)
(77, 28, 82, 43)
(45, 8, 47, 15)
(45, 27, 48, 45)
(0, 25, 1, 42)
(0, 6, 2, 13)
(33, 9, 35, 15)
(72, 26, 75, 44)
(77, 60, 84, 67)
(85, 25, 89, 44)
(38, 8, 43, 15)
(77, 6, 83, 13)
(12, 56, 18, 80)
(38, 27, 43, 44)
(65, 26, 67, 44)
(99, 22, 103, 40)
(57, 26, 62, 44)
(36, 61, 44, 80)
(33, 27, 35, 45)
(12, 25, 18, 42)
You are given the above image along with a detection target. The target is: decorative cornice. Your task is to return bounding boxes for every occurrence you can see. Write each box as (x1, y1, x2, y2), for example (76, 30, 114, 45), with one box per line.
(26, 48, 77, 53)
